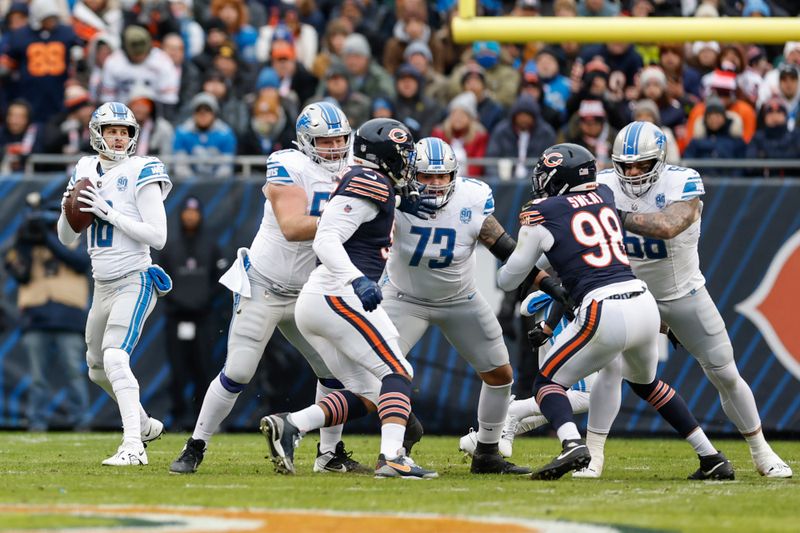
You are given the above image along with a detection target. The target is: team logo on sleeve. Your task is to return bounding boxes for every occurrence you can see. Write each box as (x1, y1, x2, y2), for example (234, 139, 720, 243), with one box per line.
(656, 193, 665, 209)
(460, 207, 472, 224)
(116, 177, 128, 191)
(542, 152, 563, 168)
(736, 229, 800, 382)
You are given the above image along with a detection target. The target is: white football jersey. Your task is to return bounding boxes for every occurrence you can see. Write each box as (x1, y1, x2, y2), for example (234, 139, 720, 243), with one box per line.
(248, 149, 337, 292)
(70, 155, 172, 281)
(386, 177, 495, 301)
(597, 166, 706, 301)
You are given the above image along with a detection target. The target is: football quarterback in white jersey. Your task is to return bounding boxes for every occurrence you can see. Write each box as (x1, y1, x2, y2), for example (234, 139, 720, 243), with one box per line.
(589, 121, 791, 479)
(383, 137, 567, 475)
(170, 102, 379, 475)
(57, 102, 171, 466)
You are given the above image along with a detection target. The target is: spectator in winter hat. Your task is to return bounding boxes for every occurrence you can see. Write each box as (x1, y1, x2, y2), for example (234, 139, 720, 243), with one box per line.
(371, 97, 395, 119)
(746, 97, 800, 177)
(448, 41, 520, 108)
(238, 91, 295, 154)
(684, 95, 746, 175)
(127, 84, 174, 157)
(42, 84, 95, 157)
(431, 91, 488, 178)
(173, 92, 237, 178)
(460, 64, 504, 134)
(639, 66, 687, 129)
(487, 94, 556, 179)
(382, 0, 431, 75)
(404, 40, 449, 107)
(518, 61, 562, 131)
(341, 32, 395, 100)
(691, 41, 720, 75)
(560, 99, 616, 167)
(659, 43, 703, 103)
(315, 61, 371, 128)
(742, 0, 771, 17)
(393, 63, 442, 139)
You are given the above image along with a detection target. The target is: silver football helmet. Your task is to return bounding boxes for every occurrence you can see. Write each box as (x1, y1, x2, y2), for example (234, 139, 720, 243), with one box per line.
(611, 121, 667, 197)
(414, 137, 458, 208)
(295, 101, 352, 172)
(89, 102, 139, 161)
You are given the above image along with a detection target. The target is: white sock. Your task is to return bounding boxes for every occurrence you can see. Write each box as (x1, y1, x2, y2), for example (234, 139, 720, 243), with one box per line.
(316, 382, 344, 454)
(687, 427, 717, 457)
(288, 405, 325, 433)
(380, 422, 406, 458)
(192, 376, 240, 443)
(508, 397, 538, 419)
(556, 422, 581, 442)
(517, 414, 548, 434)
(477, 381, 512, 445)
(104, 348, 141, 446)
(744, 429, 773, 457)
(585, 430, 607, 465)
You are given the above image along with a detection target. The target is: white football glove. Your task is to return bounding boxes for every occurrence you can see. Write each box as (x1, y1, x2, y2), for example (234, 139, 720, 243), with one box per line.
(78, 186, 117, 222)
(61, 183, 75, 211)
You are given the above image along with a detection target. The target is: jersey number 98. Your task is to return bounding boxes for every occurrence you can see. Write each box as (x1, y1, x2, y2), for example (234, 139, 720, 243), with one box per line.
(571, 207, 629, 267)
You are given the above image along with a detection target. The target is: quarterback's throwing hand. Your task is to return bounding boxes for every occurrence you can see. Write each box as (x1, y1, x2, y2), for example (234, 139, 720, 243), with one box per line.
(78, 186, 115, 221)
(352, 276, 383, 312)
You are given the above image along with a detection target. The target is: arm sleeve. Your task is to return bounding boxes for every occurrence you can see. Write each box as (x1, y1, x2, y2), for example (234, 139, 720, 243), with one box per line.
(497, 224, 554, 291)
(107, 183, 168, 250)
(57, 212, 81, 245)
(312, 195, 378, 285)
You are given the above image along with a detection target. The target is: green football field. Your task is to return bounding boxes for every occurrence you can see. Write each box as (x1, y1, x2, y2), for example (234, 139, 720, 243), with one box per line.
(1, 431, 798, 532)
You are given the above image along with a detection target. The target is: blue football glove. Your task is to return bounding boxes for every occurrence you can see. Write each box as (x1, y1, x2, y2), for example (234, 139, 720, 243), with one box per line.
(395, 183, 437, 220)
(352, 275, 382, 312)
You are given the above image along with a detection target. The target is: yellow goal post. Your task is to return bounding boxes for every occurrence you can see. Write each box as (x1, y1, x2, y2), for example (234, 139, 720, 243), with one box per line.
(451, 0, 800, 44)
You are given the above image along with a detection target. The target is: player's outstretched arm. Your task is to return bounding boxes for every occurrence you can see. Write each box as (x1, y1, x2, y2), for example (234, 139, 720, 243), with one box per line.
(496, 225, 554, 292)
(266, 183, 319, 242)
(620, 197, 700, 240)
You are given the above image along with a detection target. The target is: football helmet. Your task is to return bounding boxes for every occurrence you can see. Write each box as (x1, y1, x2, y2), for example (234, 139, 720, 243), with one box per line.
(295, 101, 352, 172)
(89, 102, 139, 161)
(611, 121, 667, 197)
(531, 143, 597, 199)
(352, 118, 416, 188)
(414, 137, 458, 208)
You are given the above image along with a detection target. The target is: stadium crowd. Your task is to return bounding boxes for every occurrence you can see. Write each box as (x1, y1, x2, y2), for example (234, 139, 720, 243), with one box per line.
(1, 0, 800, 178)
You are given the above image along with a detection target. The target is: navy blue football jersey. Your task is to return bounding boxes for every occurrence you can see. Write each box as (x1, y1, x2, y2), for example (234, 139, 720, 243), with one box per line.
(520, 183, 636, 302)
(331, 165, 396, 282)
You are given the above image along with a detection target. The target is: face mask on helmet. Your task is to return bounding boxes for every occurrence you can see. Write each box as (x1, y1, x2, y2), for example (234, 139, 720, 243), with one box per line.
(352, 118, 417, 189)
(414, 137, 458, 208)
(89, 102, 139, 160)
(295, 102, 352, 173)
(611, 121, 667, 197)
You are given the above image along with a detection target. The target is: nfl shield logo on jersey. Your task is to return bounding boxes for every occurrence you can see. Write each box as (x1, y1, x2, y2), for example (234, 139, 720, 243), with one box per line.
(656, 193, 666, 209)
(460, 208, 472, 224)
(116, 177, 128, 192)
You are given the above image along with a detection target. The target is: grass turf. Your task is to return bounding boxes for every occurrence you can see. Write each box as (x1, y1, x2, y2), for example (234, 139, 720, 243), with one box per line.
(0, 431, 798, 532)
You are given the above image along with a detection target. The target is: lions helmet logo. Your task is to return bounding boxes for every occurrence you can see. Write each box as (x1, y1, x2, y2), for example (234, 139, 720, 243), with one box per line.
(388, 128, 409, 144)
(736, 229, 800, 382)
(542, 152, 564, 168)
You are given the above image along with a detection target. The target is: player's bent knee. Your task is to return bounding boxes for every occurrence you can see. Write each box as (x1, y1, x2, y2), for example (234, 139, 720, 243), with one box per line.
(698, 340, 735, 369)
(701, 360, 741, 389)
(479, 364, 514, 386)
(103, 348, 139, 390)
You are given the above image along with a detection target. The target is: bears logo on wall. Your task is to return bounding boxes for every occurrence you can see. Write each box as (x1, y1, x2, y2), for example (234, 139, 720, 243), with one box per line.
(736, 229, 800, 382)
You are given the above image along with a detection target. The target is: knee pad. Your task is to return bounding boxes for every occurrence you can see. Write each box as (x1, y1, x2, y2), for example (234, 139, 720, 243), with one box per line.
(701, 360, 741, 391)
(88, 367, 108, 386)
(104, 348, 139, 390)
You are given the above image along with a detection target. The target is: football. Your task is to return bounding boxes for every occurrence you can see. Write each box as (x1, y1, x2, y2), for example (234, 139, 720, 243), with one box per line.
(64, 179, 95, 232)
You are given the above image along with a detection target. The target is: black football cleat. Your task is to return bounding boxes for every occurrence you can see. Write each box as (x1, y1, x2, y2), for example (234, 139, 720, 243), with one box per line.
(403, 412, 424, 455)
(169, 438, 206, 474)
(688, 451, 735, 480)
(260, 413, 302, 475)
(471, 451, 532, 475)
(530, 439, 591, 480)
(313, 441, 372, 474)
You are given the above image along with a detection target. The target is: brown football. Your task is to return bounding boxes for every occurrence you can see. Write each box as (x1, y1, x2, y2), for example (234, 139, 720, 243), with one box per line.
(64, 179, 96, 232)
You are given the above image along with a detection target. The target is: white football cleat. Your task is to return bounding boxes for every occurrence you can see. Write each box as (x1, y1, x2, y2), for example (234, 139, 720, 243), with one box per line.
(499, 413, 519, 458)
(141, 417, 164, 444)
(572, 459, 603, 479)
(102, 443, 148, 466)
(459, 428, 478, 457)
(753, 453, 792, 478)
